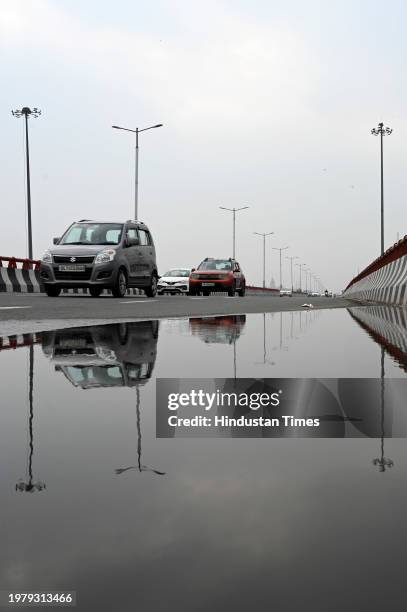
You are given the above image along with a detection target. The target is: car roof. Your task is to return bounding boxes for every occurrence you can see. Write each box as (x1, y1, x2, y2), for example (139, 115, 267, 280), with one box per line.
(76, 219, 149, 228)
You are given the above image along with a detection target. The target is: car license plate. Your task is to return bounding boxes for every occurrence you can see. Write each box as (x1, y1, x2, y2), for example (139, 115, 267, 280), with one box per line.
(202, 282, 215, 286)
(58, 265, 86, 272)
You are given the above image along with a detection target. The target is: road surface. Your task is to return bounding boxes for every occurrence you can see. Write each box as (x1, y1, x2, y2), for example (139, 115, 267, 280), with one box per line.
(0, 292, 354, 335)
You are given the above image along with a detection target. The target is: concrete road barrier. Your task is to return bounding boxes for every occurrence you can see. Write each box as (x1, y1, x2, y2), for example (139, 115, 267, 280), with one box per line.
(0, 257, 282, 296)
(344, 236, 407, 306)
(0, 267, 42, 293)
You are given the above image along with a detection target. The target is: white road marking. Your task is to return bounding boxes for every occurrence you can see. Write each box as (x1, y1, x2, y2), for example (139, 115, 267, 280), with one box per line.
(120, 300, 152, 304)
(0, 306, 32, 310)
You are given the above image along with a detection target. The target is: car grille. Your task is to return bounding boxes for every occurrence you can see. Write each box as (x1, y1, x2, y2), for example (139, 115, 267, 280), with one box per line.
(54, 270, 92, 281)
(195, 273, 227, 280)
(53, 255, 95, 264)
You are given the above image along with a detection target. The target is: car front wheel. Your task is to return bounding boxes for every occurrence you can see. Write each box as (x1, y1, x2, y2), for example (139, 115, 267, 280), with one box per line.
(227, 283, 236, 297)
(145, 273, 158, 298)
(44, 285, 61, 297)
(112, 269, 127, 298)
(89, 286, 103, 297)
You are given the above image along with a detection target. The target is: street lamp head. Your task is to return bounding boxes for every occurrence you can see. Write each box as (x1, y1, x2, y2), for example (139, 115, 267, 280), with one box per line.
(12, 107, 41, 118)
(153, 124, 163, 128)
(371, 122, 393, 136)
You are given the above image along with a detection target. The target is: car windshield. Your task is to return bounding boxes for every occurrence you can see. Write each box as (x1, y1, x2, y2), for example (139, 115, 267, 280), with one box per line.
(60, 223, 124, 245)
(198, 260, 232, 271)
(163, 270, 190, 277)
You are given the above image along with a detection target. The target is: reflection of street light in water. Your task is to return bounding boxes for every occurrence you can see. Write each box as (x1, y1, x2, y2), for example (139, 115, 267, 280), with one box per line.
(233, 338, 237, 379)
(255, 313, 275, 366)
(16, 346, 46, 493)
(372, 348, 394, 472)
(115, 386, 165, 476)
(271, 312, 289, 353)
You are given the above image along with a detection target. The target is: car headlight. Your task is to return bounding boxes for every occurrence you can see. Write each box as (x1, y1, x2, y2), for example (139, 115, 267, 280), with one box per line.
(42, 250, 52, 263)
(190, 273, 198, 279)
(95, 249, 116, 264)
(158, 280, 166, 285)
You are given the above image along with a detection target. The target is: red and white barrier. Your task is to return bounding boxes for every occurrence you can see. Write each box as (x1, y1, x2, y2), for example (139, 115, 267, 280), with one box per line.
(0, 256, 42, 293)
(0, 332, 42, 351)
(343, 235, 407, 305)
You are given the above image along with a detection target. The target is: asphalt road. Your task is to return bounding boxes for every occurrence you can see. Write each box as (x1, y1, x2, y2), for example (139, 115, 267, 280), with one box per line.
(0, 292, 354, 335)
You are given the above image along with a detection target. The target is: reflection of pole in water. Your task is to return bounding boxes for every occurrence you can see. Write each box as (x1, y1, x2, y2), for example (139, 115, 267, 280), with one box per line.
(263, 314, 266, 362)
(16, 345, 46, 493)
(372, 347, 394, 472)
(256, 313, 274, 366)
(233, 337, 237, 379)
(290, 311, 293, 340)
(115, 386, 165, 476)
(280, 312, 282, 349)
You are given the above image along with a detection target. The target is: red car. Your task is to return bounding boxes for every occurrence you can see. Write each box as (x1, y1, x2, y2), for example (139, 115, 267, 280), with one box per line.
(189, 258, 246, 296)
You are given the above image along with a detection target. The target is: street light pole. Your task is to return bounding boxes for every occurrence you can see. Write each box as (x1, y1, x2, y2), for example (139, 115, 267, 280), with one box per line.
(112, 123, 163, 220)
(295, 263, 305, 293)
(286, 255, 298, 292)
(135, 129, 139, 220)
(305, 268, 311, 294)
(219, 206, 249, 259)
(272, 246, 289, 290)
(11, 107, 41, 260)
(254, 232, 274, 288)
(371, 122, 393, 255)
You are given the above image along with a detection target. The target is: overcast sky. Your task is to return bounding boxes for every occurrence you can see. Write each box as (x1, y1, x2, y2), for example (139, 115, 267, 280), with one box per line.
(1, 0, 406, 290)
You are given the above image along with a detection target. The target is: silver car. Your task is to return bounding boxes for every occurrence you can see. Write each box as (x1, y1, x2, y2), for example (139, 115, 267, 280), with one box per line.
(40, 220, 158, 298)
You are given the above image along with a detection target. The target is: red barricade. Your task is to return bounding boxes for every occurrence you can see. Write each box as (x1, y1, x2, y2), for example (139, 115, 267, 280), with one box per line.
(0, 256, 41, 270)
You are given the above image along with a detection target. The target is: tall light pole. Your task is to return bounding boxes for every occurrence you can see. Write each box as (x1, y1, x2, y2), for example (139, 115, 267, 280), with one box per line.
(286, 255, 298, 292)
(295, 263, 306, 293)
(305, 268, 311, 293)
(254, 231, 274, 288)
(272, 246, 289, 290)
(112, 123, 163, 220)
(371, 122, 393, 255)
(12, 107, 41, 260)
(219, 206, 249, 259)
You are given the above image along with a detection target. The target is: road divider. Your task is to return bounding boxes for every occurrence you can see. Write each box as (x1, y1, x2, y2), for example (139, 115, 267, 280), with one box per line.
(0, 257, 42, 293)
(0, 256, 283, 297)
(343, 235, 407, 305)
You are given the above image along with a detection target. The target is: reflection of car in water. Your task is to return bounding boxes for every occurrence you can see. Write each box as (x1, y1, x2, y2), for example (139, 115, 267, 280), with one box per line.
(189, 315, 246, 344)
(42, 321, 159, 388)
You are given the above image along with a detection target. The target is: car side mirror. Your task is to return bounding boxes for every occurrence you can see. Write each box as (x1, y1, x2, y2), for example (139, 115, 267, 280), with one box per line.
(191, 268, 196, 272)
(126, 236, 139, 247)
(53, 237, 60, 245)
